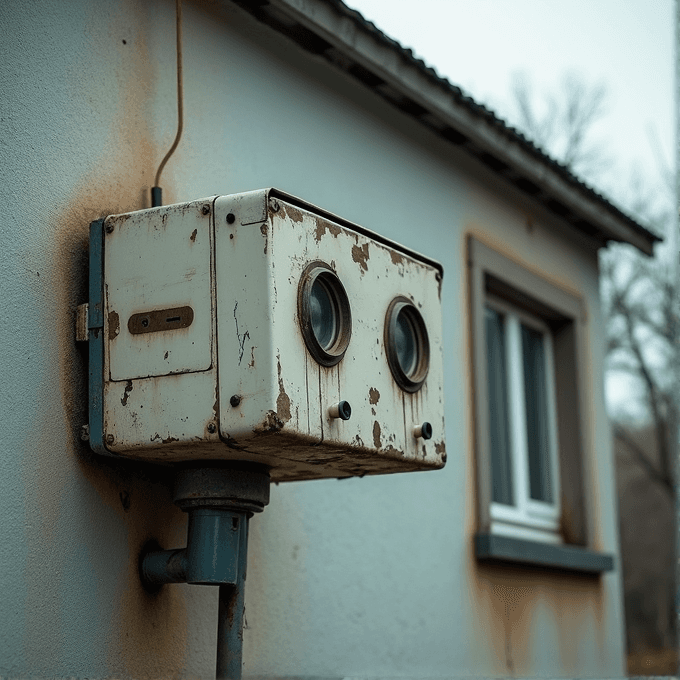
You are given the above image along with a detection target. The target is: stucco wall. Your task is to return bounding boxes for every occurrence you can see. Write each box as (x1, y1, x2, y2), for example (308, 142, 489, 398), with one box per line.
(0, 0, 624, 677)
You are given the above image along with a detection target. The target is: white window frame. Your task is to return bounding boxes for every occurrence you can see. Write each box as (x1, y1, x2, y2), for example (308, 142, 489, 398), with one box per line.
(486, 295, 562, 545)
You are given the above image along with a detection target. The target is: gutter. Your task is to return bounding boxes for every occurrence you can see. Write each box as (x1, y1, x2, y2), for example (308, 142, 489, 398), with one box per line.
(230, 0, 659, 255)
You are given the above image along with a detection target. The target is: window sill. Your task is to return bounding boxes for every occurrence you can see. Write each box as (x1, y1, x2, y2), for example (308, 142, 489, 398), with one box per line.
(475, 533, 614, 574)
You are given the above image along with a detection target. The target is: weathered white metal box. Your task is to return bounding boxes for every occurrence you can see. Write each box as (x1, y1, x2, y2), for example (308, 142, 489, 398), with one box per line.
(84, 189, 445, 481)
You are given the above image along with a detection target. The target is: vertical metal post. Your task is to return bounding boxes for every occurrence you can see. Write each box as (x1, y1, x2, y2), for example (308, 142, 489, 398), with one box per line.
(139, 466, 269, 680)
(216, 516, 249, 680)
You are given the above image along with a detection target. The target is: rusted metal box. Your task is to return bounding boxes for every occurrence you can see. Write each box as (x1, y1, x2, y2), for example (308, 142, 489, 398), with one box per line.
(85, 189, 446, 481)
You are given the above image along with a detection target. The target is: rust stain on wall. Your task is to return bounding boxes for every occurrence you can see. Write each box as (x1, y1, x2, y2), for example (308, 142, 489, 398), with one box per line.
(468, 556, 607, 677)
(462, 228, 610, 678)
(20, 1, 197, 675)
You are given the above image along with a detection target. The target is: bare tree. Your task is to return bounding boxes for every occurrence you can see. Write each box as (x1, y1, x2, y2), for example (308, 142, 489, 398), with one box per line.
(507, 71, 677, 661)
(508, 71, 674, 487)
(510, 71, 610, 182)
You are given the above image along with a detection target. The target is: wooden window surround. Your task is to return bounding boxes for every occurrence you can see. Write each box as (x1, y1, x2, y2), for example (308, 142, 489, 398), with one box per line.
(468, 236, 614, 574)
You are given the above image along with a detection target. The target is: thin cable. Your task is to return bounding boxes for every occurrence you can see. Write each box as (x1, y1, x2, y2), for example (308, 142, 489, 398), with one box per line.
(153, 0, 183, 202)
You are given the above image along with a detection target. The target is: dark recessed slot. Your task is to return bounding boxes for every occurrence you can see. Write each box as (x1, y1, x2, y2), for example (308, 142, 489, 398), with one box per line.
(514, 177, 541, 195)
(286, 24, 332, 54)
(393, 97, 428, 117)
(441, 127, 468, 145)
(479, 153, 509, 173)
(546, 199, 570, 217)
(347, 63, 385, 88)
(128, 306, 194, 335)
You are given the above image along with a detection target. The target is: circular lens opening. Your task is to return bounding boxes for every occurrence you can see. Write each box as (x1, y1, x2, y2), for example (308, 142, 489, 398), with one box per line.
(298, 262, 351, 367)
(385, 297, 429, 392)
(310, 277, 337, 351)
(395, 308, 417, 376)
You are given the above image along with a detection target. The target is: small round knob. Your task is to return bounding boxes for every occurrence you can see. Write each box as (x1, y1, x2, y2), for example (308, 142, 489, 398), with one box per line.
(328, 401, 352, 421)
(413, 422, 432, 440)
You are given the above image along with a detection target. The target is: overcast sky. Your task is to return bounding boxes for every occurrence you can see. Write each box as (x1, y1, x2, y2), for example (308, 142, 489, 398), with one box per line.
(345, 0, 673, 210)
(345, 0, 674, 419)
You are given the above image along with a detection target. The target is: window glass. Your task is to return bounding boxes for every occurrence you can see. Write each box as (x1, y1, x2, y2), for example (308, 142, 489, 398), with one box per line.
(485, 307, 514, 506)
(521, 323, 553, 503)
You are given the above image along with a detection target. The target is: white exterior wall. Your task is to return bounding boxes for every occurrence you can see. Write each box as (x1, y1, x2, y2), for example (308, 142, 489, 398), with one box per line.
(0, 0, 624, 677)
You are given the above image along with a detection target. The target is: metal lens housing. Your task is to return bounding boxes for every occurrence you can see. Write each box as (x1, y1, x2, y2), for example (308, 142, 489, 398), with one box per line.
(298, 262, 351, 366)
(385, 297, 430, 392)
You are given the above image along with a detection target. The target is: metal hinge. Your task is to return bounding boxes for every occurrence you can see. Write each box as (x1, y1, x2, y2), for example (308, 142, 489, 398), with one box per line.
(76, 303, 89, 342)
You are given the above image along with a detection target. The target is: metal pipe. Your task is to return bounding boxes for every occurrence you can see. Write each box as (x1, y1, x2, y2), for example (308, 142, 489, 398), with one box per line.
(141, 548, 187, 586)
(216, 516, 249, 679)
(138, 465, 269, 678)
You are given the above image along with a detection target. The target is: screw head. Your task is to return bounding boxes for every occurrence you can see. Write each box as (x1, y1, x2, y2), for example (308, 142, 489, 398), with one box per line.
(201, 204, 210, 215)
(230, 395, 241, 407)
(106, 434, 114, 445)
(105, 224, 114, 234)
(226, 213, 236, 224)
(207, 423, 217, 434)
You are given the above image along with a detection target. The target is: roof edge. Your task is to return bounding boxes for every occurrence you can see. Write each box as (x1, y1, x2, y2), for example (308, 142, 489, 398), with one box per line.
(230, 0, 659, 255)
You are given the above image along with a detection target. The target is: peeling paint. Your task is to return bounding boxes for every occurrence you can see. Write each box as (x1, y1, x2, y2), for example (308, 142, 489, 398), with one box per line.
(389, 250, 405, 265)
(351, 242, 370, 271)
(121, 380, 133, 406)
(190, 228, 197, 242)
(314, 216, 342, 242)
(108, 310, 120, 340)
(259, 410, 285, 432)
(372, 421, 382, 448)
(368, 387, 380, 405)
(276, 359, 291, 423)
(283, 203, 303, 223)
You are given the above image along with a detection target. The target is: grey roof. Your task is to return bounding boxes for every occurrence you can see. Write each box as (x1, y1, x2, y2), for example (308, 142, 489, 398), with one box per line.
(231, 0, 660, 255)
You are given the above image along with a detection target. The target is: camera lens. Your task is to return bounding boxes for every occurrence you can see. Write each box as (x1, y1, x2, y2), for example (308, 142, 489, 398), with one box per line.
(395, 308, 417, 376)
(310, 277, 337, 351)
(385, 297, 429, 392)
(298, 262, 351, 366)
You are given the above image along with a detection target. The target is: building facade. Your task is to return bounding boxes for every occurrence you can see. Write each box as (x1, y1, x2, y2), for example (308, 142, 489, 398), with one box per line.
(0, 0, 657, 677)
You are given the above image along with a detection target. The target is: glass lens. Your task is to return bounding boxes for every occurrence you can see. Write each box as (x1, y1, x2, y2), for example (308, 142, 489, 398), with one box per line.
(395, 308, 417, 376)
(310, 277, 336, 350)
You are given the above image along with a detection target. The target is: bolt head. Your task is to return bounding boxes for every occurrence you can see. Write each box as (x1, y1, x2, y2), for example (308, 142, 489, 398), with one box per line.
(226, 213, 236, 224)
(105, 224, 114, 234)
(106, 434, 114, 445)
(230, 395, 241, 407)
(268, 198, 280, 212)
(201, 204, 210, 215)
(207, 423, 217, 434)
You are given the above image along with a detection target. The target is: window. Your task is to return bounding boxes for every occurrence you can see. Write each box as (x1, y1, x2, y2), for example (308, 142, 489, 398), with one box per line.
(485, 298, 561, 544)
(468, 236, 614, 574)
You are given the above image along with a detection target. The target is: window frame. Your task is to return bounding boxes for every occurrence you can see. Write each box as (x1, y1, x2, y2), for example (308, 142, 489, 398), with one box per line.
(468, 236, 614, 573)
(486, 296, 562, 544)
